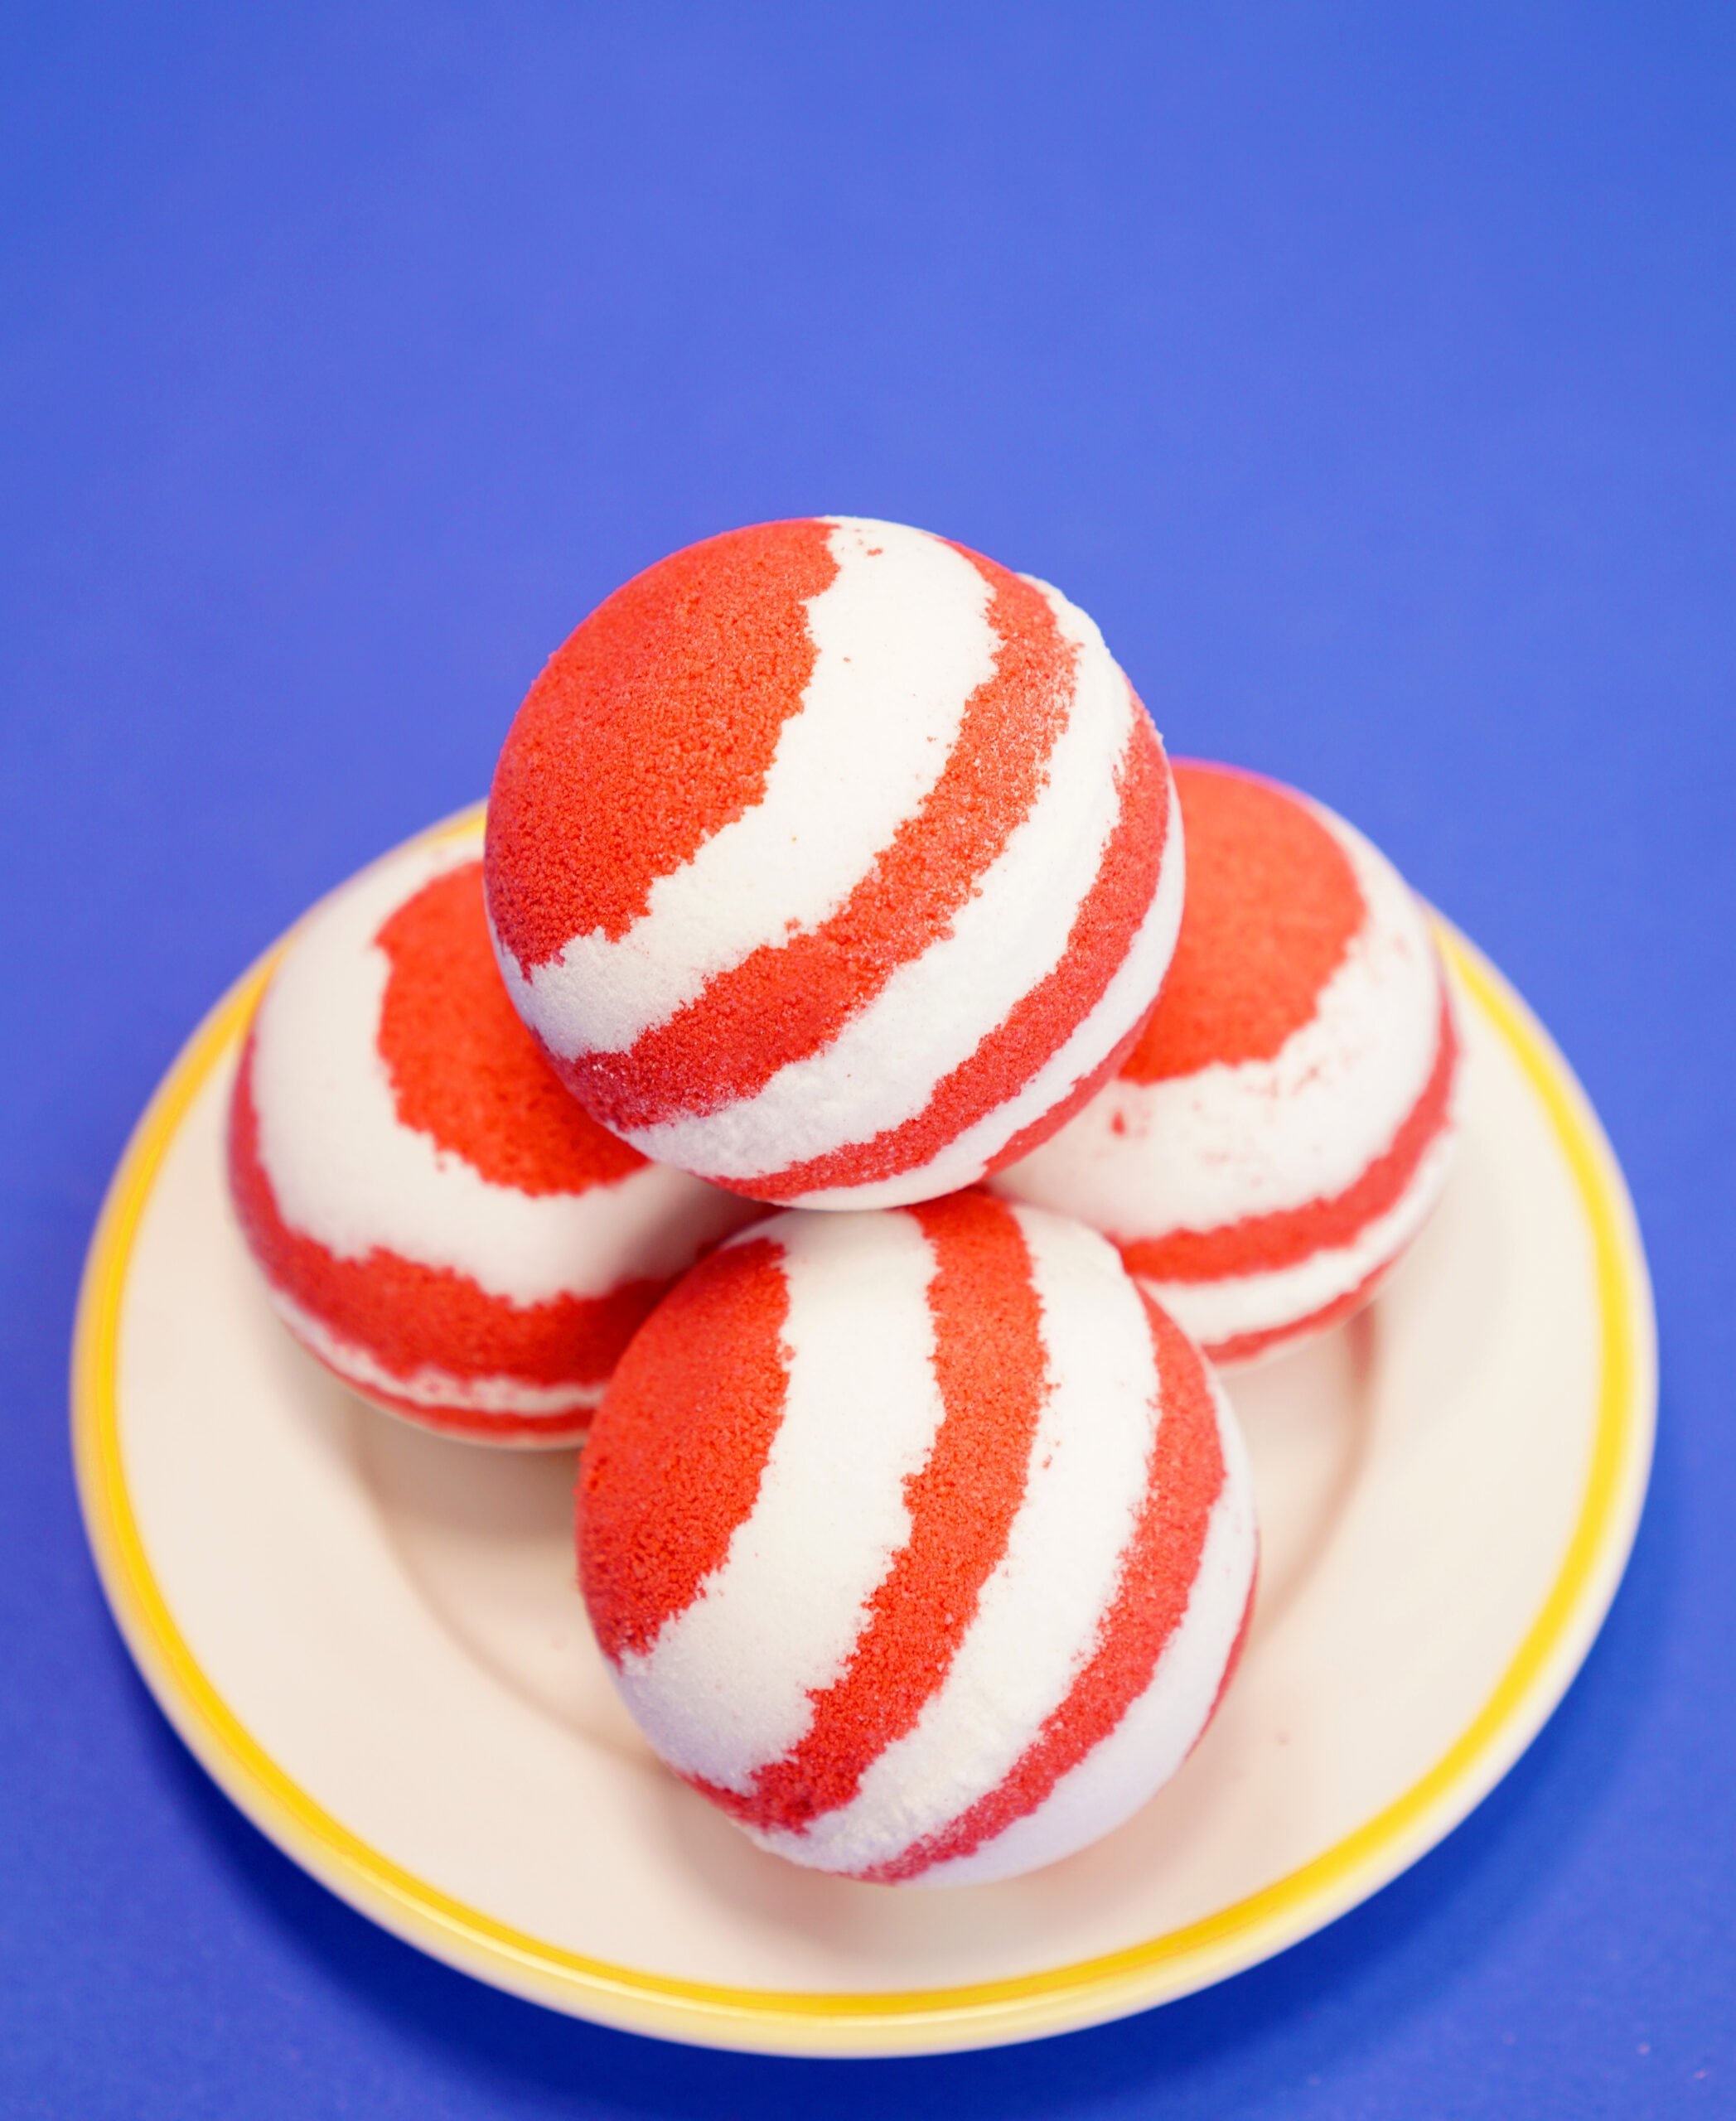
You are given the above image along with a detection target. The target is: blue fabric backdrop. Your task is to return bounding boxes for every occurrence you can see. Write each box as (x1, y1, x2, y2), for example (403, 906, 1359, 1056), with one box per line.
(2, 6, 1731, 2114)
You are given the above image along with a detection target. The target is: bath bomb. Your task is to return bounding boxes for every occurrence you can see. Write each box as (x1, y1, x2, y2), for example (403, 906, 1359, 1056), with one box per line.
(994, 761, 1462, 1365)
(227, 824, 757, 1445)
(485, 516, 1184, 1210)
(578, 1189, 1257, 1884)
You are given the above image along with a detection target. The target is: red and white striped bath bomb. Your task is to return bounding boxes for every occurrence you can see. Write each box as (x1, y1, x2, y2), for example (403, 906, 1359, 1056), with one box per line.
(994, 761, 1463, 1366)
(578, 1189, 1257, 1884)
(484, 516, 1184, 1210)
(227, 824, 758, 1446)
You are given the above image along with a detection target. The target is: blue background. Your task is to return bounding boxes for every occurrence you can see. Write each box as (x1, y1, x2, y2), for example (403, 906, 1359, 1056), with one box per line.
(2, 5, 1732, 2114)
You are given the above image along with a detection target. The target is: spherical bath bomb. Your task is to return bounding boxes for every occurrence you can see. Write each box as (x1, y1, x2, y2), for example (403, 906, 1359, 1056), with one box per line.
(578, 1188, 1257, 1884)
(484, 516, 1184, 1210)
(228, 824, 757, 1445)
(994, 761, 1463, 1366)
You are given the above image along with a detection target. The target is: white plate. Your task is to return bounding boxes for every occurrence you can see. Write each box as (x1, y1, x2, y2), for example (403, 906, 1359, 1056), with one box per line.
(73, 819, 1656, 2058)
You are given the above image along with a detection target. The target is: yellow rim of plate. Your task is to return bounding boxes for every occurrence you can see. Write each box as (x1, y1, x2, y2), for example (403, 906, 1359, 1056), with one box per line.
(70, 845, 1656, 2058)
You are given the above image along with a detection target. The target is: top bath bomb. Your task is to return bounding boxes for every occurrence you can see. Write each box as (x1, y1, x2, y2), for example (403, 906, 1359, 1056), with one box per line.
(484, 517, 1184, 1210)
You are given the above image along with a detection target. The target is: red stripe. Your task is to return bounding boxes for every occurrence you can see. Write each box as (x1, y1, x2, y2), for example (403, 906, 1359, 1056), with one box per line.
(739, 712, 1172, 1201)
(228, 1042, 660, 1418)
(486, 519, 837, 969)
(342, 1383, 594, 1447)
(559, 556, 1078, 1138)
(1123, 761, 1365, 1083)
(375, 860, 645, 1196)
(709, 1193, 1049, 1835)
(1192, 1255, 1395, 1366)
(578, 1234, 791, 1665)
(988, 997, 1154, 1176)
(1195, 1558, 1259, 1744)
(1119, 983, 1459, 1283)
(860, 1293, 1226, 1882)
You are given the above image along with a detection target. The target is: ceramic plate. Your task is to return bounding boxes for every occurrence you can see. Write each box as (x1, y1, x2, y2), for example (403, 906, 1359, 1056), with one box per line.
(73, 813, 1656, 2057)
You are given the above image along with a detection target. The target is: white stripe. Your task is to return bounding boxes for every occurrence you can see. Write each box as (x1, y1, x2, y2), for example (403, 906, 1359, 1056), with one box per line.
(751, 1204, 1156, 1875)
(789, 752, 1185, 1209)
(622, 587, 1148, 1188)
(998, 802, 1442, 1238)
(268, 1287, 605, 1423)
(249, 826, 754, 1306)
(609, 1210, 947, 1792)
(496, 518, 997, 1058)
(1141, 1099, 1463, 1361)
(919, 1368, 1257, 1883)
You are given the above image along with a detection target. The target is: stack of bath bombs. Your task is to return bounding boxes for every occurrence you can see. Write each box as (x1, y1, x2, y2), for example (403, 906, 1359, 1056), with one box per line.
(228, 515, 1461, 1884)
